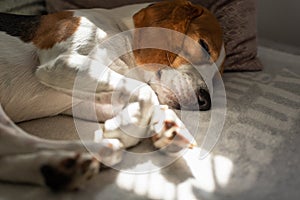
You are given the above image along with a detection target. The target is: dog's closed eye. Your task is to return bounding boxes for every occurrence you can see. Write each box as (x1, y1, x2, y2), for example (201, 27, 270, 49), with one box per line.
(147, 3, 155, 7)
(156, 69, 162, 79)
(199, 39, 210, 56)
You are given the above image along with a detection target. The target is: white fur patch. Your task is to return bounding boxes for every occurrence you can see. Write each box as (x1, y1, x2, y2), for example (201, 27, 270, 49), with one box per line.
(0, 32, 76, 122)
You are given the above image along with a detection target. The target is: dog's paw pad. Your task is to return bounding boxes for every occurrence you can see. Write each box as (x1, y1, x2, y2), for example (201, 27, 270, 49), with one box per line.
(151, 108, 196, 153)
(41, 153, 99, 191)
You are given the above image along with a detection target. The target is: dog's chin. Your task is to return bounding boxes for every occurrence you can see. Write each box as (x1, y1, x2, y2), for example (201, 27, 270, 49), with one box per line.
(158, 94, 206, 111)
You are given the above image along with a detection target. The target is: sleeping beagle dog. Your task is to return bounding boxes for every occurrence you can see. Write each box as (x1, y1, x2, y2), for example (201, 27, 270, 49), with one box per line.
(0, 0, 225, 190)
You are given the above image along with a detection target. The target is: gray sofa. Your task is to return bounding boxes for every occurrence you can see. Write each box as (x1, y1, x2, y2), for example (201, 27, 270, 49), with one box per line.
(0, 1, 299, 200)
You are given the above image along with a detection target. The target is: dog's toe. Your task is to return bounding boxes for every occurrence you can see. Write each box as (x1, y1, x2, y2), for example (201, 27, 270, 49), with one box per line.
(40, 152, 99, 191)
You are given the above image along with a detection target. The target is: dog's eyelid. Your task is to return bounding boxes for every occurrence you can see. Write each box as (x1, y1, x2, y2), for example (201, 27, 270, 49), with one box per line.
(199, 39, 210, 55)
(156, 69, 162, 79)
(147, 3, 155, 7)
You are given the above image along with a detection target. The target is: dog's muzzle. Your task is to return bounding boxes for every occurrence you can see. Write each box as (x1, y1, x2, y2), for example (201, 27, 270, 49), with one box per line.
(149, 66, 211, 111)
(153, 86, 211, 111)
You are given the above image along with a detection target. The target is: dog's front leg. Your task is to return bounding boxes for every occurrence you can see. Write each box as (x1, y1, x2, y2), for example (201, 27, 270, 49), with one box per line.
(102, 82, 158, 147)
(103, 84, 196, 152)
(35, 53, 195, 152)
(35, 53, 147, 121)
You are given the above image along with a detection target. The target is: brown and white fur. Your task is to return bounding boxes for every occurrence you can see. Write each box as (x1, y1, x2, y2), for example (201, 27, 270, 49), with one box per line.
(0, 0, 225, 190)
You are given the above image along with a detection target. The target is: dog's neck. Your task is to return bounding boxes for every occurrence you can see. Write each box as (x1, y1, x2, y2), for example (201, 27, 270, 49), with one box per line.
(103, 3, 156, 83)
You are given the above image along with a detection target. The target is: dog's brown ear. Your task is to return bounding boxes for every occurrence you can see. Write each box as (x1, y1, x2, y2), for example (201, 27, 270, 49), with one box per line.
(133, 0, 202, 32)
(132, 5, 146, 29)
(133, 0, 203, 70)
(185, 5, 223, 63)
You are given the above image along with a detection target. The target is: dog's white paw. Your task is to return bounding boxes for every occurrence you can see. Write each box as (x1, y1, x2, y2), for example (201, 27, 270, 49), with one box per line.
(102, 104, 196, 153)
(102, 102, 151, 148)
(40, 152, 99, 191)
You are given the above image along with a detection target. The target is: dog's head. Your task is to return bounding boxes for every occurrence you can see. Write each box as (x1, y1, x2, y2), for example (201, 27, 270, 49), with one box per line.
(133, 0, 224, 110)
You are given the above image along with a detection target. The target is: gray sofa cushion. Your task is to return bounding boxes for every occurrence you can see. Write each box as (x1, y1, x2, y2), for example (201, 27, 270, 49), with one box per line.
(0, 0, 46, 15)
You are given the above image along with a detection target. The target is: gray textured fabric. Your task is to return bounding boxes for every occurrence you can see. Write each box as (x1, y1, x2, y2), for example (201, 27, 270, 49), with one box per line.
(0, 0, 46, 15)
(0, 46, 298, 199)
(199, 0, 262, 71)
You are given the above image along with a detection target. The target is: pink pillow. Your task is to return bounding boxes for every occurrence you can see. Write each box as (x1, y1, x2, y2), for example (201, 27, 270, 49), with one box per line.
(46, 0, 262, 71)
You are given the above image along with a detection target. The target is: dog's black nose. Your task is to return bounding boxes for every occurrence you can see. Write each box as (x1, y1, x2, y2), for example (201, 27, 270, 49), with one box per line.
(198, 89, 211, 111)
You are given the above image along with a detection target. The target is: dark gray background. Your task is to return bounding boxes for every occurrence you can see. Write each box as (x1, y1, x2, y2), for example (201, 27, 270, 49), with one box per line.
(257, 0, 300, 54)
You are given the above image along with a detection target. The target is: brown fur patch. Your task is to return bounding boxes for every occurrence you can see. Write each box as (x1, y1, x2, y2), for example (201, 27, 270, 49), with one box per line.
(164, 120, 178, 130)
(32, 11, 80, 49)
